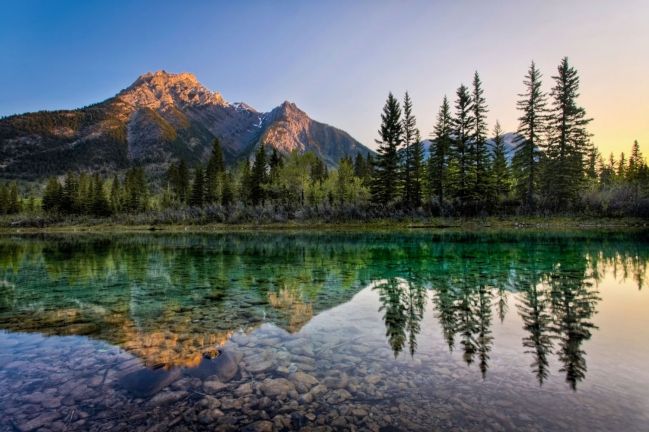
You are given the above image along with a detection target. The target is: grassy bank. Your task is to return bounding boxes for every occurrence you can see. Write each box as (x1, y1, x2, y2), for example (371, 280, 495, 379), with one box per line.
(0, 215, 646, 235)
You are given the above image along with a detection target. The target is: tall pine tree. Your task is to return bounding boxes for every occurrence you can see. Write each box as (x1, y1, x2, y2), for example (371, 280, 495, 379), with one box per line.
(543, 57, 592, 208)
(371, 93, 403, 205)
(471, 72, 491, 205)
(428, 96, 453, 208)
(401, 92, 421, 208)
(190, 166, 205, 207)
(490, 121, 511, 203)
(206, 138, 225, 204)
(249, 145, 268, 205)
(513, 61, 547, 210)
(450, 85, 474, 206)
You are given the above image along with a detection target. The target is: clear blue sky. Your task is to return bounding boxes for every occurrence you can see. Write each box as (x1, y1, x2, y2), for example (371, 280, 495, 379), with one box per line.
(1, 0, 647, 155)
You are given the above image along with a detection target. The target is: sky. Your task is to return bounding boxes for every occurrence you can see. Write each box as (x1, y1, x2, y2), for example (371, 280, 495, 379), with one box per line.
(1, 0, 647, 157)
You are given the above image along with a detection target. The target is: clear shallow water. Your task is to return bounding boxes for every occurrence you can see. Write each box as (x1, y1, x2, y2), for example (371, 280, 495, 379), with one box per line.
(0, 231, 648, 431)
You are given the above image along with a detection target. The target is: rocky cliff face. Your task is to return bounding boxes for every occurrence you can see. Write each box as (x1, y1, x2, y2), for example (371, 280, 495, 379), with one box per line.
(0, 71, 371, 179)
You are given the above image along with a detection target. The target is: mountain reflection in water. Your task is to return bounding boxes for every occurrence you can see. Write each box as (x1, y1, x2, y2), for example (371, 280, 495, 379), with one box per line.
(0, 232, 646, 391)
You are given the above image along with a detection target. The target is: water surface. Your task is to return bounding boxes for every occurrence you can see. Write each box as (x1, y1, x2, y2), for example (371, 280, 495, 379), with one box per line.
(1, 231, 648, 431)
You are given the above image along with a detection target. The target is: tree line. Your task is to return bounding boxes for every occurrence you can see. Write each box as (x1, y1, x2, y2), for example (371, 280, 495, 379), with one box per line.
(372, 57, 648, 215)
(3, 56, 648, 221)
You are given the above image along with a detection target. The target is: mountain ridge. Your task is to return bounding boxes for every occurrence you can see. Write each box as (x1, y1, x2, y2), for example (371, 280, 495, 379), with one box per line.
(0, 71, 372, 180)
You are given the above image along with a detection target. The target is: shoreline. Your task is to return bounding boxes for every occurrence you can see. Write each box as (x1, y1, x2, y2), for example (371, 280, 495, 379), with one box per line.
(0, 216, 647, 235)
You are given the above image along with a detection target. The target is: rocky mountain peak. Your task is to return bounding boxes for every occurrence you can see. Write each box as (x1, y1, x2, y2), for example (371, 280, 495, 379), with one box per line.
(117, 70, 226, 110)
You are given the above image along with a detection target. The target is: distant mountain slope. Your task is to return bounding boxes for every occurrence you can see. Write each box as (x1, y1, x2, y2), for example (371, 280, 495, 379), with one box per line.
(419, 132, 520, 160)
(0, 71, 372, 180)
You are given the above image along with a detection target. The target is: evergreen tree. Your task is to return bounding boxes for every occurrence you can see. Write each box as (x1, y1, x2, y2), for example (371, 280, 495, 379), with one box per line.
(491, 121, 511, 202)
(544, 57, 593, 208)
(62, 172, 79, 213)
(627, 140, 643, 181)
(586, 147, 599, 183)
(0, 184, 7, 214)
(513, 61, 547, 210)
(471, 72, 491, 204)
(42, 177, 63, 213)
(109, 174, 122, 213)
(309, 156, 328, 184)
(190, 166, 206, 207)
(249, 145, 268, 205)
(124, 167, 148, 212)
(617, 152, 626, 179)
(409, 130, 424, 208)
(91, 174, 110, 216)
(221, 171, 234, 205)
(7, 182, 20, 214)
(627, 140, 644, 204)
(168, 160, 190, 204)
(206, 138, 225, 204)
(371, 93, 403, 205)
(401, 92, 421, 208)
(353, 153, 373, 186)
(428, 96, 453, 208)
(450, 84, 474, 206)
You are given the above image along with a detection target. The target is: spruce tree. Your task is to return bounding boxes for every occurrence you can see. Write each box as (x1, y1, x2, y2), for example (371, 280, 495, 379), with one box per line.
(0, 184, 7, 214)
(450, 85, 474, 206)
(544, 57, 593, 208)
(401, 92, 420, 208)
(617, 152, 626, 179)
(513, 61, 547, 210)
(471, 72, 491, 204)
(206, 138, 225, 203)
(42, 177, 63, 213)
(409, 130, 424, 208)
(221, 172, 234, 205)
(7, 183, 20, 214)
(190, 166, 206, 207)
(627, 140, 643, 181)
(490, 121, 511, 202)
(249, 145, 267, 205)
(62, 172, 79, 214)
(168, 160, 190, 204)
(371, 93, 402, 205)
(428, 96, 453, 207)
(124, 167, 148, 212)
(627, 140, 644, 203)
(91, 175, 110, 216)
(110, 174, 122, 213)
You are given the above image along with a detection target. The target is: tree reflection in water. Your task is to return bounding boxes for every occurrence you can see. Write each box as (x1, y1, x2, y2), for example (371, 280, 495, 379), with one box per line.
(0, 231, 646, 389)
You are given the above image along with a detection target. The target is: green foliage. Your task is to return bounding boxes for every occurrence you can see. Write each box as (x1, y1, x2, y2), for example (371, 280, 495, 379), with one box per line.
(428, 96, 453, 208)
(249, 145, 268, 205)
(471, 72, 492, 206)
(543, 57, 593, 209)
(206, 138, 225, 204)
(513, 62, 547, 210)
(372, 93, 403, 205)
(401, 92, 422, 208)
(190, 166, 205, 207)
(0, 182, 21, 215)
(450, 84, 474, 206)
(491, 122, 511, 202)
(167, 160, 190, 204)
(123, 167, 149, 212)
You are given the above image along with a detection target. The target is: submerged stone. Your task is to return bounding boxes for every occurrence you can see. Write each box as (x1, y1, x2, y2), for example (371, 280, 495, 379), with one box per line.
(118, 366, 181, 398)
(185, 349, 239, 382)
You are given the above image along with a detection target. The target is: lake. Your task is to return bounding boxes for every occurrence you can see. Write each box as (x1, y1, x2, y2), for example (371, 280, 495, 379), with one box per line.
(0, 231, 648, 431)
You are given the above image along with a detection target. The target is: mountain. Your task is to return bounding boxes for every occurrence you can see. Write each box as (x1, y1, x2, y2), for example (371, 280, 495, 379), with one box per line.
(0, 71, 372, 180)
(419, 132, 520, 161)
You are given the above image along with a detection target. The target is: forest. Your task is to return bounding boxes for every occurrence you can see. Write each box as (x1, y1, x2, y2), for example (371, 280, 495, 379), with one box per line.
(1, 57, 648, 223)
